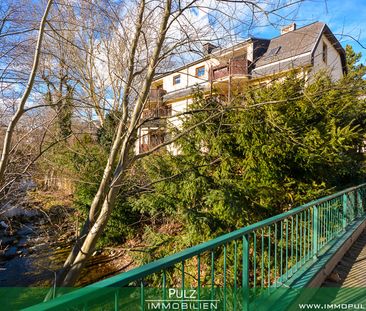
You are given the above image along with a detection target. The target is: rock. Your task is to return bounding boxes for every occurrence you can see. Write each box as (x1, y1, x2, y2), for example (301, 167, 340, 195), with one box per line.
(18, 179, 36, 192)
(17, 226, 33, 236)
(1, 206, 40, 218)
(18, 237, 27, 244)
(0, 237, 16, 245)
(4, 246, 17, 257)
(0, 221, 8, 229)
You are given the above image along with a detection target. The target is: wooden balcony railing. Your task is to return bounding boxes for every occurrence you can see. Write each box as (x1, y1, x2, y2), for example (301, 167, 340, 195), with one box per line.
(210, 57, 248, 81)
(139, 131, 165, 153)
(149, 88, 167, 102)
(141, 105, 172, 120)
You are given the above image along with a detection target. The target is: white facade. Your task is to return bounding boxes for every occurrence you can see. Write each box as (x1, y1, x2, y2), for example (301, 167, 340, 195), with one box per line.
(160, 59, 217, 92)
(136, 23, 346, 155)
(311, 35, 344, 82)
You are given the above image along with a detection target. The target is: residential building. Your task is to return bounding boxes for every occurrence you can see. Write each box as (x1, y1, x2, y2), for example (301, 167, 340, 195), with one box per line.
(136, 22, 347, 154)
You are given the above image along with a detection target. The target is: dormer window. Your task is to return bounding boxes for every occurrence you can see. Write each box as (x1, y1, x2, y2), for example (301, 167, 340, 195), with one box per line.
(267, 46, 281, 56)
(173, 74, 181, 85)
(322, 42, 328, 64)
(195, 66, 205, 77)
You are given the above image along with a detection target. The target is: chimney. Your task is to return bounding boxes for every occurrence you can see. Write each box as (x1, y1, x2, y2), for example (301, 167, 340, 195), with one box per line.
(280, 23, 296, 35)
(203, 43, 217, 55)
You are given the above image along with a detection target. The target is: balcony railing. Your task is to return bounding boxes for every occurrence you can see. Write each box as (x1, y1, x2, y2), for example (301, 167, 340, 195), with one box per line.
(139, 130, 165, 153)
(210, 57, 248, 81)
(141, 106, 171, 120)
(149, 88, 167, 103)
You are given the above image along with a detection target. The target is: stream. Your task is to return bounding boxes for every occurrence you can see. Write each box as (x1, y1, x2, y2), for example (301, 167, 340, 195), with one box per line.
(0, 180, 136, 310)
(0, 196, 131, 289)
(0, 218, 70, 287)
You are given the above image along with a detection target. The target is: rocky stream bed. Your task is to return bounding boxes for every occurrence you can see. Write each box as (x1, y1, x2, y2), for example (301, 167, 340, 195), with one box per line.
(0, 192, 134, 290)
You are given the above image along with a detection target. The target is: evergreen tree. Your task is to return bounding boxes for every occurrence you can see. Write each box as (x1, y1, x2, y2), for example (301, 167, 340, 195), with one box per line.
(131, 69, 366, 259)
(345, 44, 365, 78)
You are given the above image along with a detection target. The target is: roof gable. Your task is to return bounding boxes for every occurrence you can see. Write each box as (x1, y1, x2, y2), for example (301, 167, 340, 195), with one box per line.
(255, 22, 325, 67)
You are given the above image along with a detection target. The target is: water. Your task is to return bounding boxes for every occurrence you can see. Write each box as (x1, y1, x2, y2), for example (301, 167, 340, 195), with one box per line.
(0, 221, 67, 286)
(0, 212, 121, 288)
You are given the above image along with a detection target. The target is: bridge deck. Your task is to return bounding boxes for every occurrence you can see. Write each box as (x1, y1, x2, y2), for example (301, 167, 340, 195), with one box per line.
(323, 229, 366, 287)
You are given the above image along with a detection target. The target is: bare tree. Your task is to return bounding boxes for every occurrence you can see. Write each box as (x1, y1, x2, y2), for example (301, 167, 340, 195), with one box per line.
(0, 0, 53, 186)
(44, 0, 308, 289)
(1, 0, 309, 290)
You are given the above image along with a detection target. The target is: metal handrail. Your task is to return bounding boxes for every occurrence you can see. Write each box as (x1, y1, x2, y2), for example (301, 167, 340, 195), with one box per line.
(24, 183, 366, 310)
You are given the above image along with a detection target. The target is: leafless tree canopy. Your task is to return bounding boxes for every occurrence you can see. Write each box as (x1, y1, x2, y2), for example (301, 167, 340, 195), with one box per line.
(0, 0, 312, 289)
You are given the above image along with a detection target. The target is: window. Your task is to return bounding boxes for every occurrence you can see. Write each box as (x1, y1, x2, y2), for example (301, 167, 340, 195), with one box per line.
(267, 46, 281, 56)
(173, 74, 181, 85)
(195, 66, 205, 77)
(322, 42, 328, 64)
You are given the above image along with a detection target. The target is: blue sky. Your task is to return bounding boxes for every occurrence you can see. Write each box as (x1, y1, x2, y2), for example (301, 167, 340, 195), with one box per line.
(249, 0, 366, 62)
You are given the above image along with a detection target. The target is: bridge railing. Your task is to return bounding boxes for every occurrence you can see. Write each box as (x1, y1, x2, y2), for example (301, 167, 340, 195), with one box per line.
(24, 184, 366, 311)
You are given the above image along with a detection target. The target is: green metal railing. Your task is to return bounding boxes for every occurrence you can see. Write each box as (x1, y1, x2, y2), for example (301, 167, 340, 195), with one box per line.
(25, 184, 366, 311)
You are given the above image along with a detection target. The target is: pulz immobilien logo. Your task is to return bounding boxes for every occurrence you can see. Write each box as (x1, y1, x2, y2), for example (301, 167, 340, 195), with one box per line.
(146, 289, 219, 310)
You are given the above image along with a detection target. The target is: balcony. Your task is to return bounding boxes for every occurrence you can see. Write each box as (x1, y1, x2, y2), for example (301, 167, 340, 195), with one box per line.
(210, 56, 248, 81)
(141, 105, 171, 119)
(141, 105, 172, 127)
(149, 88, 167, 103)
(139, 130, 165, 153)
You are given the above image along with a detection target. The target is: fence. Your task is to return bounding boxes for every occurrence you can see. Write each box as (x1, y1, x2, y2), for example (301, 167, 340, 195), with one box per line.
(24, 183, 366, 311)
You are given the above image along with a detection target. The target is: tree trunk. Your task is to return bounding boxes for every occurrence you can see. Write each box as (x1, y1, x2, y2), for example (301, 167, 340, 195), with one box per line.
(0, 0, 53, 185)
(51, 0, 173, 290)
(56, 0, 147, 279)
(59, 185, 120, 286)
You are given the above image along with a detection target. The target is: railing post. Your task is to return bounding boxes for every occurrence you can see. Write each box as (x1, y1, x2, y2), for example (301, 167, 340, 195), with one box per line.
(353, 191, 358, 219)
(342, 193, 348, 229)
(242, 234, 250, 311)
(357, 188, 365, 216)
(114, 289, 120, 311)
(312, 205, 318, 258)
(357, 189, 363, 217)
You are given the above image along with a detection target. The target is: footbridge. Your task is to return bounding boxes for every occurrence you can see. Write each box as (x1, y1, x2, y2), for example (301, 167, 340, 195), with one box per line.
(24, 183, 366, 310)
